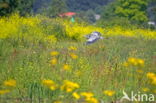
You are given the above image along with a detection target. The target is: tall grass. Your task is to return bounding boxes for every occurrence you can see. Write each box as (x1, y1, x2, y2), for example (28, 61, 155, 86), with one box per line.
(0, 36, 156, 103)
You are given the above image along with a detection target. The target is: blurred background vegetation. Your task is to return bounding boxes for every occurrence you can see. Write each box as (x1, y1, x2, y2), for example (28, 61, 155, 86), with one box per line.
(0, 0, 156, 28)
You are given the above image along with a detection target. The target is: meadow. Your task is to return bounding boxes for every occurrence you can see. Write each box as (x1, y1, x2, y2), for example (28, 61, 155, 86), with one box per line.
(0, 14, 156, 103)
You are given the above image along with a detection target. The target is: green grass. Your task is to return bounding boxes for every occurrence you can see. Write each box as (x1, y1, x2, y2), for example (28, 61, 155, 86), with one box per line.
(0, 36, 156, 103)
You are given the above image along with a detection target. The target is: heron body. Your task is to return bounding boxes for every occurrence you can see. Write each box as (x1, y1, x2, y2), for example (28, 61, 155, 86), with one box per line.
(85, 31, 103, 45)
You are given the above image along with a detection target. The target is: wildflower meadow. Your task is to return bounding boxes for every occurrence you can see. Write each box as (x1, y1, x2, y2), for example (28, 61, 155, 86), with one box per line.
(0, 14, 156, 103)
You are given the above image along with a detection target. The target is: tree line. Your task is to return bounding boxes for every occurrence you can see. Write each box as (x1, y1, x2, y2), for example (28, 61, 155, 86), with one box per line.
(0, 0, 156, 24)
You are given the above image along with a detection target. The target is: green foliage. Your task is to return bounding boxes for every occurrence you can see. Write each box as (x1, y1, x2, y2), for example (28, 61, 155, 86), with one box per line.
(40, 18, 67, 39)
(0, 0, 34, 16)
(101, 1, 117, 19)
(148, 0, 156, 21)
(16, 0, 34, 16)
(0, 0, 18, 16)
(66, 0, 113, 11)
(77, 10, 96, 23)
(100, 1, 135, 28)
(100, 0, 150, 26)
(115, 0, 149, 23)
(44, 0, 67, 17)
(97, 17, 134, 28)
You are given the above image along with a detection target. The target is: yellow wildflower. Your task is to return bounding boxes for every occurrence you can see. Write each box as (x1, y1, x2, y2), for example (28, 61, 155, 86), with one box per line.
(53, 100, 62, 103)
(72, 92, 80, 99)
(103, 90, 115, 96)
(128, 57, 137, 65)
(151, 78, 156, 85)
(63, 64, 71, 71)
(86, 97, 99, 103)
(138, 59, 144, 66)
(126, 57, 144, 67)
(49, 85, 57, 91)
(81, 92, 98, 103)
(0, 90, 10, 95)
(146, 72, 156, 85)
(70, 53, 78, 59)
(42, 80, 55, 86)
(61, 80, 79, 92)
(147, 72, 155, 79)
(50, 51, 59, 56)
(50, 58, 57, 65)
(42, 80, 57, 90)
(81, 92, 94, 99)
(3, 79, 16, 87)
(68, 46, 77, 51)
(136, 69, 143, 73)
(142, 88, 149, 92)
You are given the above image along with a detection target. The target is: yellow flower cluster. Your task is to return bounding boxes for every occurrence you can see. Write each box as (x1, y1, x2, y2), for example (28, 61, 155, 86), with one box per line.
(42, 80, 58, 90)
(63, 21, 104, 40)
(0, 90, 10, 95)
(0, 79, 16, 95)
(63, 64, 71, 71)
(48, 49, 99, 102)
(1, 14, 156, 42)
(81, 92, 99, 103)
(147, 72, 156, 85)
(50, 51, 59, 56)
(62, 46, 78, 71)
(53, 18, 156, 40)
(124, 57, 144, 67)
(104, 26, 156, 39)
(61, 80, 79, 92)
(142, 88, 150, 92)
(49, 49, 78, 71)
(72, 92, 99, 103)
(3, 79, 16, 87)
(69, 53, 78, 59)
(103, 90, 115, 96)
(81, 92, 94, 99)
(42, 79, 99, 102)
(72, 92, 80, 99)
(50, 51, 59, 65)
(42, 79, 80, 93)
(50, 58, 57, 65)
(44, 35, 57, 43)
(63, 20, 156, 40)
(0, 14, 57, 43)
(68, 46, 77, 51)
(68, 46, 78, 59)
